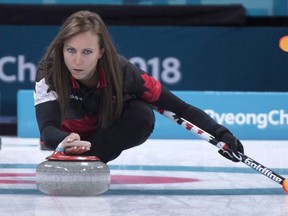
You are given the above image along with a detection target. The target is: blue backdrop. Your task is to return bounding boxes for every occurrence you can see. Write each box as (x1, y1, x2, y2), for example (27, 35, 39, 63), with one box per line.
(17, 90, 288, 140)
(0, 25, 288, 116)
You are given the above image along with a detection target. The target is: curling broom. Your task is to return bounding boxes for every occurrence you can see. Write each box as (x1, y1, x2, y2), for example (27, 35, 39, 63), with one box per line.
(153, 107, 288, 193)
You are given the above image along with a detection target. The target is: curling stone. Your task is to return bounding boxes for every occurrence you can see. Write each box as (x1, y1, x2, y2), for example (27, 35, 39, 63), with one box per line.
(35, 141, 110, 196)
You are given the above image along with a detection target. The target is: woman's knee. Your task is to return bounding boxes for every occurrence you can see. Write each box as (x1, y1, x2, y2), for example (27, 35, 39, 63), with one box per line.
(87, 100, 155, 161)
(124, 100, 155, 137)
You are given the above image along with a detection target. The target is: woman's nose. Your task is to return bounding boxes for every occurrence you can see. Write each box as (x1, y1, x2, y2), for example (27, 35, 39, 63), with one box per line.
(75, 54, 83, 66)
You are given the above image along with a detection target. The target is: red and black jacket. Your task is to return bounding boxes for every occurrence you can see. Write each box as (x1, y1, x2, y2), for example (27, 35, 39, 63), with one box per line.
(34, 56, 229, 149)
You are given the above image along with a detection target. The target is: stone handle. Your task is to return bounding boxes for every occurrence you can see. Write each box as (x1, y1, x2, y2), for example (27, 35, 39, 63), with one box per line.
(56, 140, 91, 152)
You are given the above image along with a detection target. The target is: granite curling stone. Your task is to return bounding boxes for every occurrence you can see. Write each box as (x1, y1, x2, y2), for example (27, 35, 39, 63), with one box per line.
(35, 141, 110, 196)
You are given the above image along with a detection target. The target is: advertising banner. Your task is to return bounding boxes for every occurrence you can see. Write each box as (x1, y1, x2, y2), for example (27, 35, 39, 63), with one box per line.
(17, 90, 288, 140)
(0, 25, 288, 116)
(152, 91, 288, 140)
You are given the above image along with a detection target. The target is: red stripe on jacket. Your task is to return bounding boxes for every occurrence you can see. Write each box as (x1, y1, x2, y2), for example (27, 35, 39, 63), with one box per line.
(61, 116, 99, 138)
(140, 73, 161, 102)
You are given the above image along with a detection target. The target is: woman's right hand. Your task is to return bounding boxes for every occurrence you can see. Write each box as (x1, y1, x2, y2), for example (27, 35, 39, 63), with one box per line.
(60, 133, 90, 155)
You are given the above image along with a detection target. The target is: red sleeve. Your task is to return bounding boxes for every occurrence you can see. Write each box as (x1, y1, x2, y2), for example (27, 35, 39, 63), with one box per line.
(140, 73, 162, 102)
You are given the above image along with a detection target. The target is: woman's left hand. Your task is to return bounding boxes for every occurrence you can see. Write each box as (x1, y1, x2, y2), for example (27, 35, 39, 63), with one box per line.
(218, 132, 244, 162)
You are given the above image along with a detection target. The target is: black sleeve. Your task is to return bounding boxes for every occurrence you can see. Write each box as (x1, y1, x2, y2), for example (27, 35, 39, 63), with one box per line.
(152, 86, 231, 141)
(120, 56, 146, 96)
(119, 56, 231, 140)
(35, 101, 70, 149)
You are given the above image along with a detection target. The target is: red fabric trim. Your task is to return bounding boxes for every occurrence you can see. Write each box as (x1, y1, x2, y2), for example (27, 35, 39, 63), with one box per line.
(61, 115, 99, 137)
(140, 73, 162, 102)
(71, 76, 80, 88)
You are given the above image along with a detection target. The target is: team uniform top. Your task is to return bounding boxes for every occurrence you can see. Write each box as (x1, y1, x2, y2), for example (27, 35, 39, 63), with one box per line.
(34, 56, 228, 149)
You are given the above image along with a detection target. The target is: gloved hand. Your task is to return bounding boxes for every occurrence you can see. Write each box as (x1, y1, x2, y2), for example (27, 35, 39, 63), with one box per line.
(218, 132, 244, 162)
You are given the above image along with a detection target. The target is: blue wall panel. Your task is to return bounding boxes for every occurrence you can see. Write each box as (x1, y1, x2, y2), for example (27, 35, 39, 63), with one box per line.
(1, 26, 288, 116)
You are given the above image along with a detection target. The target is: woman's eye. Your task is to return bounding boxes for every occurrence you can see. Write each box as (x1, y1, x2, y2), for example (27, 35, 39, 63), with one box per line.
(83, 50, 92, 55)
(67, 48, 75, 53)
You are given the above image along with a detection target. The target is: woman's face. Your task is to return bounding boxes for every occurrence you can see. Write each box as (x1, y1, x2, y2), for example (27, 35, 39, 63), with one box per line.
(63, 30, 104, 86)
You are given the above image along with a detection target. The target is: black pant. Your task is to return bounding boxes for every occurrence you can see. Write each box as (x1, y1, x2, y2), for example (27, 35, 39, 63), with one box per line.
(86, 100, 155, 163)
